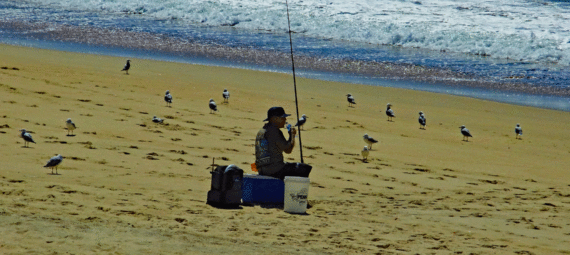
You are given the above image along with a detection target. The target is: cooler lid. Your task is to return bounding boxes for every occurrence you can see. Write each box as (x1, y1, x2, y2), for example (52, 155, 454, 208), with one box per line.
(284, 176, 310, 183)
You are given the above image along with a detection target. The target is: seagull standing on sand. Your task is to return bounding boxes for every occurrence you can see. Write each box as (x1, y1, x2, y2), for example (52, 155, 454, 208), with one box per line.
(66, 118, 76, 136)
(386, 103, 395, 121)
(361, 146, 370, 162)
(121, 60, 131, 75)
(223, 89, 230, 103)
(152, 116, 163, 123)
(460, 125, 472, 141)
(19, 129, 36, 147)
(165, 90, 173, 107)
(363, 133, 378, 150)
(346, 94, 356, 107)
(418, 111, 426, 129)
(209, 99, 218, 113)
(44, 154, 63, 175)
(295, 114, 308, 130)
(515, 123, 523, 139)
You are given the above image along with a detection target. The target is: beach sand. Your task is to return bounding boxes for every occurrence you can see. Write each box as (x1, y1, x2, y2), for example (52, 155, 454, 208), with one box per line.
(1, 44, 569, 254)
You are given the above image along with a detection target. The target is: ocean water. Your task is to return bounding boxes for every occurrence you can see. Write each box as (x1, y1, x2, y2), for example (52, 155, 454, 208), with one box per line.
(1, 0, 569, 110)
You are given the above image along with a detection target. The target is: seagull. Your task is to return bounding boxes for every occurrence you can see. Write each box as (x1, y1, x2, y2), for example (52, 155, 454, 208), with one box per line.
(152, 116, 163, 123)
(66, 118, 76, 136)
(164, 90, 173, 107)
(121, 59, 131, 75)
(209, 98, 217, 113)
(418, 111, 426, 129)
(19, 129, 36, 147)
(363, 133, 378, 150)
(44, 154, 63, 175)
(295, 114, 308, 130)
(386, 103, 395, 121)
(346, 94, 356, 107)
(515, 123, 523, 139)
(223, 89, 230, 103)
(460, 125, 472, 141)
(361, 146, 369, 162)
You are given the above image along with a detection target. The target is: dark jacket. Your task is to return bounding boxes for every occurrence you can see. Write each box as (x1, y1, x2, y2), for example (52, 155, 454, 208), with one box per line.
(255, 123, 294, 176)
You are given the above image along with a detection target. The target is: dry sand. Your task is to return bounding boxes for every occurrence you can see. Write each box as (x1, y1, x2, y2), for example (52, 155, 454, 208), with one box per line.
(1, 44, 570, 254)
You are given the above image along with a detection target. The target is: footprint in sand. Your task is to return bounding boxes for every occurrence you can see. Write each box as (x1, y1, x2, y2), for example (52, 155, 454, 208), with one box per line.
(68, 156, 86, 161)
(479, 179, 502, 185)
(172, 158, 185, 163)
(413, 168, 430, 173)
(145, 152, 160, 160)
(79, 141, 96, 149)
(1, 66, 19, 70)
(310, 182, 325, 188)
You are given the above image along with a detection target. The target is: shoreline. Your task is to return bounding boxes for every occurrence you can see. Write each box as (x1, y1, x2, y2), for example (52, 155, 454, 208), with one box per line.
(2, 37, 570, 112)
(1, 19, 570, 111)
(1, 44, 569, 254)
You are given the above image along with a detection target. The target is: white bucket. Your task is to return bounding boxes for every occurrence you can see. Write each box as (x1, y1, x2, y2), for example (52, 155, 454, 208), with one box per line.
(283, 176, 310, 214)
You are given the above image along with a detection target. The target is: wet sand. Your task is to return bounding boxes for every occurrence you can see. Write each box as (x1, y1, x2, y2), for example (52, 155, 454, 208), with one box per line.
(1, 44, 569, 254)
(4, 20, 570, 98)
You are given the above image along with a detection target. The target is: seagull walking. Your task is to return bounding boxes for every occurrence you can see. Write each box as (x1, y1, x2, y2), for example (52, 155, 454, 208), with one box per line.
(361, 146, 370, 162)
(295, 114, 308, 130)
(19, 129, 36, 147)
(515, 123, 523, 139)
(386, 103, 395, 121)
(209, 99, 218, 113)
(363, 133, 378, 150)
(44, 154, 63, 175)
(152, 116, 163, 123)
(418, 111, 426, 129)
(223, 89, 230, 103)
(121, 60, 131, 75)
(66, 118, 77, 136)
(164, 90, 173, 107)
(460, 125, 472, 141)
(346, 94, 356, 107)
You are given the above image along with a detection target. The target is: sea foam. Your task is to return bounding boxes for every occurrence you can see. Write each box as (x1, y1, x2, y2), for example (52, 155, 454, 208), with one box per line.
(23, 0, 570, 66)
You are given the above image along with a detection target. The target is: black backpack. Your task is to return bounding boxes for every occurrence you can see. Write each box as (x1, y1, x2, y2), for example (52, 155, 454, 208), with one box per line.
(207, 165, 243, 207)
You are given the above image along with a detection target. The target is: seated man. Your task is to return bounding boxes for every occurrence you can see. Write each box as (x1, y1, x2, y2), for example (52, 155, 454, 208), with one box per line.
(255, 107, 312, 180)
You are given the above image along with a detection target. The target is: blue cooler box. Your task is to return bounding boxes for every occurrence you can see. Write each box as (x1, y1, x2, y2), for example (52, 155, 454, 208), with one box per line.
(242, 174, 284, 204)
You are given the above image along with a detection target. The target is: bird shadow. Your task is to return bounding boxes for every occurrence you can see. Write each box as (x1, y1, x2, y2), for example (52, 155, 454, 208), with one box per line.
(66, 134, 76, 137)
(47, 173, 61, 176)
(361, 159, 369, 163)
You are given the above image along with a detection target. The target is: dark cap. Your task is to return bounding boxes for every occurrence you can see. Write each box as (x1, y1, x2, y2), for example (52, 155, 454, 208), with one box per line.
(263, 107, 291, 121)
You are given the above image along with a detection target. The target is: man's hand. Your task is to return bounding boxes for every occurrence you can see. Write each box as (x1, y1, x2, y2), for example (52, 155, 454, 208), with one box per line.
(289, 127, 297, 136)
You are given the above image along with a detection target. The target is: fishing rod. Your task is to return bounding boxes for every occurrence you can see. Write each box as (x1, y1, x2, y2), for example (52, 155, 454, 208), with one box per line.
(285, 0, 304, 163)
